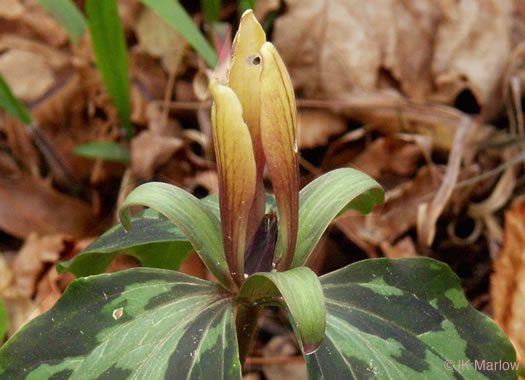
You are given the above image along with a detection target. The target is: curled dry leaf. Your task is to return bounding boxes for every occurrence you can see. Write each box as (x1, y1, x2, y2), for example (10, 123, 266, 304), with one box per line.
(273, 0, 440, 100)
(131, 130, 184, 179)
(117, 0, 142, 32)
(10, 233, 65, 298)
(0, 175, 97, 239)
(380, 236, 418, 259)
(19, 0, 68, 46)
(0, 36, 70, 70)
(34, 266, 73, 314)
(0, 233, 68, 335)
(188, 170, 219, 195)
(274, 0, 511, 113)
(417, 118, 473, 246)
(255, 0, 281, 21)
(297, 110, 346, 149)
(491, 202, 525, 361)
(351, 137, 424, 178)
(2, 117, 39, 177)
(0, 0, 24, 19)
(135, 7, 187, 73)
(0, 49, 54, 102)
(335, 166, 442, 255)
(431, 0, 512, 115)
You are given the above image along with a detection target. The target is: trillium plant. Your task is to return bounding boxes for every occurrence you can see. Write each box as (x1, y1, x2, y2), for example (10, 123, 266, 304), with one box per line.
(0, 11, 517, 380)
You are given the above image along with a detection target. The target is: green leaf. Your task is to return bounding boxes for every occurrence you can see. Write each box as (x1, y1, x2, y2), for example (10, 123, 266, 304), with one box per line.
(0, 268, 241, 379)
(239, 267, 325, 354)
(0, 298, 7, 341)
(290, 168, 384, 268)
(73, 142, 131, 163)
(306, 258, 518, 379)
(140, 0, 218, 68)
(57, 209, 193, 277)
(0, 74, 32, 125)
(86, 0, 132, 137)
(201, 0, 222, 24)
(37, 0, 86, 45)
(120, 182, 236, 290)
(238, 0, 256, 16)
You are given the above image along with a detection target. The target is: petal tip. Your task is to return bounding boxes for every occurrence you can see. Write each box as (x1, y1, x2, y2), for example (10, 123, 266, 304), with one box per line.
(303, 342, 322, 355)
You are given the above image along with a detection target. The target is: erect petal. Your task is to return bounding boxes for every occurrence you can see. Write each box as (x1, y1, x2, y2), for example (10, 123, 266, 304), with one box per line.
(210, 81, 256, 285)
(259, 42, 299, 271)
(228, 9, 267, 243)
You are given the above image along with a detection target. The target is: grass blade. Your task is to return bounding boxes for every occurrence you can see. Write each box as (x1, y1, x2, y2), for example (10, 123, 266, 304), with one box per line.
(238, 0, 256, 16)
(73, 142, 131, 163)
(140, 0, 218, 67)
(0, 299, 7, 341)
(201, 0, 222, 24)
(0, 75, 32, 125)
(86, 0, 132, 137)
(37, 0, 87, 45)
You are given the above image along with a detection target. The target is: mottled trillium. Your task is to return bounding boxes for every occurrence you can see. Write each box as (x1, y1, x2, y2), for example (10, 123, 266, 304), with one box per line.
(0, 8, 517, 380)
(209, 10, 299, 285)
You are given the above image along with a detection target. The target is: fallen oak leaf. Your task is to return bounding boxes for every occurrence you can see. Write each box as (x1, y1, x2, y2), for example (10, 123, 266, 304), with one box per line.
(0, 174, 98, 239)
(491, 201, 525, 363)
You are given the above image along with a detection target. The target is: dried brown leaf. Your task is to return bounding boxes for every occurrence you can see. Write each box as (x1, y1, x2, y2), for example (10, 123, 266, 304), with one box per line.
(131, 130, 184, 179)
(0, 175, 97, 239)
(335, 166, 442, 254)
(431, 0, 512, 114)
(135, 7, 187, 73)
(297, 110, 346, 149)
(273, 0, 440, 100)
(255, 0, 280, 21)
(351, 137, 424, 178)
(2, 117, 39, 176)
(491, 202, 525, 361)
(0, 0, 24, 19)
(417, 118, 473, 246)
(0, 35, 69, 70)
(380, 236, 418, 259)
(10, 233, 65, 298)
(0, 49, 54, 102)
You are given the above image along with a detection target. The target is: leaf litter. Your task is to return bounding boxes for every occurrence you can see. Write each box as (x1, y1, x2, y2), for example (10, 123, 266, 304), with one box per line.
(1, 0, 525, 377)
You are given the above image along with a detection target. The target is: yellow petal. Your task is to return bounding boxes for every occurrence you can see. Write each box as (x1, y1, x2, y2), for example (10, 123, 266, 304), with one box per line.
(210, 81, 256, 284)
(259, 42, 299, 270)
(228, 10, 267, 243)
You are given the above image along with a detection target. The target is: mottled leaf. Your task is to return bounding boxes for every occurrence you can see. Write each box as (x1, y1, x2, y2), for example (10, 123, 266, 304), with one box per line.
(73, 142, 131, 163)
(37, 0, 86, 45)
(0, 269, 241, 379)
(290, 168, 384, 268)
(0, 74, 31, 125)
(86, 0, 132, 137)
(119, 182, 236, 290)
(306, 258, 517, 379)
(201, 0, 221, 24)
(240, 267, 325, 354)
(57, 209, 193, 277)
(140, 0, 218, 67)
